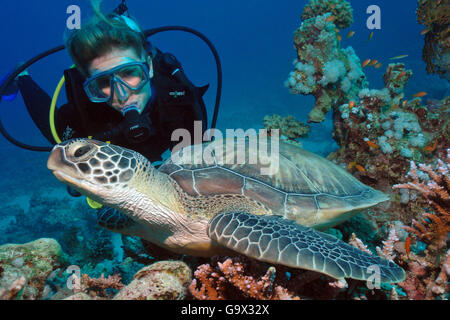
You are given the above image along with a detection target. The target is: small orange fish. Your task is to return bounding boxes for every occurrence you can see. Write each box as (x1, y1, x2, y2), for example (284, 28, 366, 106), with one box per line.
(347, 161, 357, 170)
(405, 236, 411, 259)
(402, 100, 408, 107)
(337, 34, 342, 42)
(421, 28, 431, 35)
(326, 15, 337, 23)
(348, 101, 355, 109)
(413, 91, 427, 98)
(390, 54, 409, 60)
(347, 31, 355, 38)
(362, 59, 371, 68)
(355, 164, 366, 173)
(368, 60, 379, 66)
(374, 63, 383, 69)
(423, 140, 437, 152)
(396, 71, 406, 80)
(368, 31, 374, 42)
(365, 140, 379, 149)
(334, 28, 340, 33)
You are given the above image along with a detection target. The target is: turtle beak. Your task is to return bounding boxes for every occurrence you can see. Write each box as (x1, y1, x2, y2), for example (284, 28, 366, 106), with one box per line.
(47, 145, 81, 185)
(47, 145, 63, 172)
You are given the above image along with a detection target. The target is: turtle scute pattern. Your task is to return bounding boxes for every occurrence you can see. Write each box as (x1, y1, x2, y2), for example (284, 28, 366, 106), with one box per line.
(207, 212, 406, 283)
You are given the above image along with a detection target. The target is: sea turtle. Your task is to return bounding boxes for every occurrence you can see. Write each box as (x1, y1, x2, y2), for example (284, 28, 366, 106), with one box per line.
(47, 137, 405, 283)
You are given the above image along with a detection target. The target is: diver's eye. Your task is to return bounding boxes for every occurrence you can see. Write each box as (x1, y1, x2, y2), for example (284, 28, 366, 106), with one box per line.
(74, 145, 93, 158)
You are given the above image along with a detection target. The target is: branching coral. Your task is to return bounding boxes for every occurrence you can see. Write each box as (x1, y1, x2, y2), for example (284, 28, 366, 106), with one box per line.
(301, 0, 354, 29)
(416, 0, 450, 80)
(189, 257, 300, 300)
(376, 227, 399, 261)
(393, 150, 449, 250)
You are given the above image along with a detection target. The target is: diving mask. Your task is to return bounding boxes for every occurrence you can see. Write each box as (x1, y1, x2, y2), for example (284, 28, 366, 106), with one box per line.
(83, 61, 150, 103)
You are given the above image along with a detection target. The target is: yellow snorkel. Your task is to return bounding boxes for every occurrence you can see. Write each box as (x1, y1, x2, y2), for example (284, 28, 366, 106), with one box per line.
(50, 65, 103, 210)
(49, 65, 76, 144)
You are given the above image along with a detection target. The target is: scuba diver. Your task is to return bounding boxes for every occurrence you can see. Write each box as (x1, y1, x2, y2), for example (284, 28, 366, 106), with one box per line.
(0, 0, 223, 218)
(7, 3, 209, 164)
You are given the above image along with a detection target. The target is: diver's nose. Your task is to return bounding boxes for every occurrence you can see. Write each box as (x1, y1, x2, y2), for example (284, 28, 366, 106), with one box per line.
(114, 81, 130, 103)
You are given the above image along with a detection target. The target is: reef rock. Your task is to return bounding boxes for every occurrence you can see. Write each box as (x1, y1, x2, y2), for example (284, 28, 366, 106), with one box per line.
(113, 260, 192, 300)
(0, 238, 64, 300)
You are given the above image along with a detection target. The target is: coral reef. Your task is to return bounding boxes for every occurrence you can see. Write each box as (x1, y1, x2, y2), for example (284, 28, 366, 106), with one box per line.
(416, 0, 450, 80)
(301, 0, 354, 29)
(262, 114, 310, 146)
(393, 151, 449, 253)
(285, 10, 367, 123)
(329, 62, 449, 226)
(0, 238, 64, 299)
(113, 261, 192, 300)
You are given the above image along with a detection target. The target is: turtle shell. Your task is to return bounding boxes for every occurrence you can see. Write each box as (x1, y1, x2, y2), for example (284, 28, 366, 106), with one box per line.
(159, 138, 388, 229)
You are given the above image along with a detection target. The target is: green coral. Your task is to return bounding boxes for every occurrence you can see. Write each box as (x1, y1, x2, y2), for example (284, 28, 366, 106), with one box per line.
(263, 114, 310, 143)
(301, 0, 354, 29)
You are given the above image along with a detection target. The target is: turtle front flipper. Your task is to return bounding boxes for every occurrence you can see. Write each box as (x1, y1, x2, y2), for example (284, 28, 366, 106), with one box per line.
(207, 212, 406, 283)
(97, 207, 135, 231)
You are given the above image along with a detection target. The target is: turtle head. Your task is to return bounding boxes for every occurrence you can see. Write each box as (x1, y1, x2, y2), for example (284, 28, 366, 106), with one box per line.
(47, 139, 152, 206)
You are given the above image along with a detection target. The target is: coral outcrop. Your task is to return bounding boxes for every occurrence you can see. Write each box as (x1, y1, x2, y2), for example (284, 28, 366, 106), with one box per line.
(416, 0, 450, 80)
(328, 62, 449, 227)
(301, 0, 354, 29)
(285, 10, 367, 123)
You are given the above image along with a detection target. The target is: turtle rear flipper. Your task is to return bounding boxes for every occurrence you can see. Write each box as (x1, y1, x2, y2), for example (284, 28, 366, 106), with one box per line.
(207, 212, 405, 283)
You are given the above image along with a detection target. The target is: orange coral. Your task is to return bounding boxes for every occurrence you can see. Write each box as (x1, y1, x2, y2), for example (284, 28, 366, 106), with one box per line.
(189, 257, 300, 300)
(393, 149, 449, 249)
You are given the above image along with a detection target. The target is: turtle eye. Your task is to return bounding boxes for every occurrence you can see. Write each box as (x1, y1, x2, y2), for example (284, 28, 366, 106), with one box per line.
(74, 145, 93, 158)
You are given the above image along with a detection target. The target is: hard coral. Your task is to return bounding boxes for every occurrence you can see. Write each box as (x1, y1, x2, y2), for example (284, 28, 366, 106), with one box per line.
(189, 256, 300, 300)
(393, 150, 449, 251)
(416, 0, 450, 80)
(301, 0, 354, 29)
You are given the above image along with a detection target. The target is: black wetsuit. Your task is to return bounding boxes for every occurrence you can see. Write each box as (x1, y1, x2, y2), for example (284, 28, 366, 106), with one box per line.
(17, 50, 208, 163)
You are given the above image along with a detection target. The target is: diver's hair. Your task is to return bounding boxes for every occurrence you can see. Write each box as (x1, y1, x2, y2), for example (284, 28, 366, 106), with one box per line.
(64, 0, 147, 77)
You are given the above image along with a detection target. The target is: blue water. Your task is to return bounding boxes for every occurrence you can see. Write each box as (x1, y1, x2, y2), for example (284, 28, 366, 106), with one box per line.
(0, 0, 447, 260)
